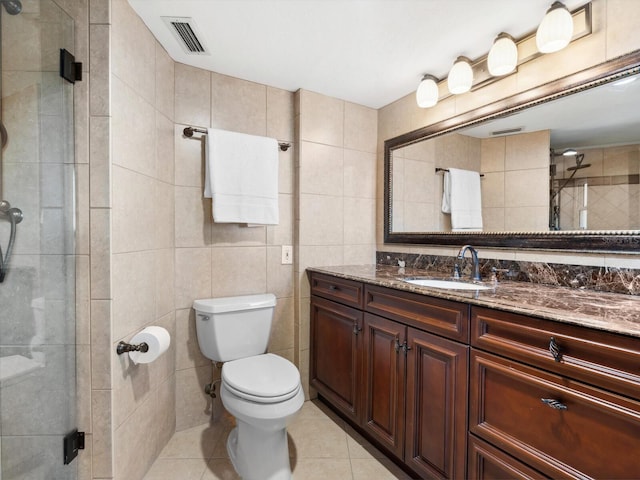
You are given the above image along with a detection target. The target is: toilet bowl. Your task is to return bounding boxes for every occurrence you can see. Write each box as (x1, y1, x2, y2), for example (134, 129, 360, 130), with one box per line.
(221, 354, 304, 480)
(193, 295, 303, 480)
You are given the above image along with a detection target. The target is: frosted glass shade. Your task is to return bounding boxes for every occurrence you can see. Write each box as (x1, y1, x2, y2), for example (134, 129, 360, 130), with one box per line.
(488, 33, 518, 76)
(536, 1, 573, 53)
(447, 57, 473, 94)
(416, 75, 439, 108)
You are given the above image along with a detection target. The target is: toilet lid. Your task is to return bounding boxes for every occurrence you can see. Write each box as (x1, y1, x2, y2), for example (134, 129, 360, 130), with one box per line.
(222, 354, 301, 403)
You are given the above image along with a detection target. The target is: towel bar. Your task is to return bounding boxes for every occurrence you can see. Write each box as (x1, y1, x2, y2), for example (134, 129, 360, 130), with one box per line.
(436, 167, 484, 177)
(183, 126, 292, 151)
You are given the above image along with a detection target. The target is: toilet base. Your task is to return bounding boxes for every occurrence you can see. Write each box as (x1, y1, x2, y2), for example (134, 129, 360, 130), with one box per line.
(226, 422, 292, 480)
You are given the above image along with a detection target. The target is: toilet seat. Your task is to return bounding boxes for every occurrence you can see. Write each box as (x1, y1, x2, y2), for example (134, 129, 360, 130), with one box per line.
(222, 353, 301, 404)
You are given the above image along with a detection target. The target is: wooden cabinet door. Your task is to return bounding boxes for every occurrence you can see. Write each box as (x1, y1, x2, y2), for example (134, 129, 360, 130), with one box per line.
(361, 313, 406, 459)
(310, 295, 363, 423)
(405, 328, 469, 479)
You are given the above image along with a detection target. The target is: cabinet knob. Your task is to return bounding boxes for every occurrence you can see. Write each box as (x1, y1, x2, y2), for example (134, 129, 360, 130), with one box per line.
(353, 324, 362, 335)
(541, 398, 568, 410)
(328, 285, 340, 291)
(549, 337, 562, 362)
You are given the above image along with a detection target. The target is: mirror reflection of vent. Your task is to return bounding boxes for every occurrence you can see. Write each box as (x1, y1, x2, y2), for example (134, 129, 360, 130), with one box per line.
(162, 16, 209, 55)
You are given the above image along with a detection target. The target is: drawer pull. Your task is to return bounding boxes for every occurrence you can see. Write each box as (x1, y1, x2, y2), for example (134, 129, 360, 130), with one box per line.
(549, 337, 562, 362)
(353, 324, 362, 335)
(541, 398, 568, 410)
(328, 285, 340, 291)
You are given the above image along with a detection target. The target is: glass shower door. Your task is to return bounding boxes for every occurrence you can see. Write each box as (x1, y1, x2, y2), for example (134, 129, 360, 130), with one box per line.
(0, 0, 77, 478)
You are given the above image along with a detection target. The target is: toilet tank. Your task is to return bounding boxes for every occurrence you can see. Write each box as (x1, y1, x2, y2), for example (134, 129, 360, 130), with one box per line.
(193, 293, 276, 362)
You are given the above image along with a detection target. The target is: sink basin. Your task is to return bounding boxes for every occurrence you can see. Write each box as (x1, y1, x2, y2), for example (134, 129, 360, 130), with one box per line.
(403, 278, 492, 291)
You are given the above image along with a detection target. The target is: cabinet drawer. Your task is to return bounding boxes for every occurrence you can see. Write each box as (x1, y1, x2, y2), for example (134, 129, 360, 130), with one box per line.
(471, 306, 640, 401)
(365, 284, 469, 342)
(468, 435, 547, 480)
(309, 272, 364, 309)
(470, 350, 640, 479)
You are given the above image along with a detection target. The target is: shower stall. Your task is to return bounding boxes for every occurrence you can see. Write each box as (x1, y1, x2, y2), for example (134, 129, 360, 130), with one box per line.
(0, 0, 78, 478)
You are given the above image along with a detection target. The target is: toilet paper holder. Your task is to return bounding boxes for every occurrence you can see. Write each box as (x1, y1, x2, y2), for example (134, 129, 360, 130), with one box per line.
(116, 341, 149, 355)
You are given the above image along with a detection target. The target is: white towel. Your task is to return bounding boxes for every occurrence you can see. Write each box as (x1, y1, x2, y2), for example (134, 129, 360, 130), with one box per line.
(205, 128, 279, 225)
(442, 168, 483, 231)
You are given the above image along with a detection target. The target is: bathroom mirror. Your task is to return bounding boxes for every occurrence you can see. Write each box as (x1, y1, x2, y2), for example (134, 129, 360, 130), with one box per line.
(384, 51, 640, 251)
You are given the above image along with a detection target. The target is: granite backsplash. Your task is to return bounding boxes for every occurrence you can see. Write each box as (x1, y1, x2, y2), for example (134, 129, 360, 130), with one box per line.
(376, 251, 640, 296)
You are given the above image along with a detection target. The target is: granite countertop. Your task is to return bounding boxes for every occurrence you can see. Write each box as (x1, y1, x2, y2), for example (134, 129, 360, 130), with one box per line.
(308, 265, 640, 339)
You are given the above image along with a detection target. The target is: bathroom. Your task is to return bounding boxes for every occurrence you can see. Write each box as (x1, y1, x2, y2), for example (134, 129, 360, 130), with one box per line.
(0, 0, 638, 479)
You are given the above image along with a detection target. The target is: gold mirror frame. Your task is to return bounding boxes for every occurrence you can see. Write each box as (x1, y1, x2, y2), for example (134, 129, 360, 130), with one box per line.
(384, 50, 640, 252)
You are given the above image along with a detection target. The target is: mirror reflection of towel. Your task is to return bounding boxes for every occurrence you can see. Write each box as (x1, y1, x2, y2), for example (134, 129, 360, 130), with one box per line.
(442, 168, 483, 230)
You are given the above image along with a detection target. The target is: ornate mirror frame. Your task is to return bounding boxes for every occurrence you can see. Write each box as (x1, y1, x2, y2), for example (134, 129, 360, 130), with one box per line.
(384, 50, 640, 252)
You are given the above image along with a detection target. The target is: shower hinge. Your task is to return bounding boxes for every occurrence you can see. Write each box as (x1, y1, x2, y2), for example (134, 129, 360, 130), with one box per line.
(63, 429, 85, 465)
(60, 49, 82, 84)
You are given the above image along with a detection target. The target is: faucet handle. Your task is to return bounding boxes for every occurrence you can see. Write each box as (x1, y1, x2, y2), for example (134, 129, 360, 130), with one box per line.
(490, 267, 510, 283)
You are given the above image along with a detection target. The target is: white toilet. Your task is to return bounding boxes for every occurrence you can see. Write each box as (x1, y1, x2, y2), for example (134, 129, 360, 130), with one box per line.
(193, 294, 303, 480)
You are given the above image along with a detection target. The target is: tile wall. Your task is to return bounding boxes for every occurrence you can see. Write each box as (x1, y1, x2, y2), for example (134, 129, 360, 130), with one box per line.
(295, 90, 378, 398)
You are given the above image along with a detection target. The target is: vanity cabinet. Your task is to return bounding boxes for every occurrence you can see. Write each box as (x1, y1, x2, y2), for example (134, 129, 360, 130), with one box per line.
(469, 306, 640, 479)
(309, 274, 364, 424)
(310, 272, 469, 479)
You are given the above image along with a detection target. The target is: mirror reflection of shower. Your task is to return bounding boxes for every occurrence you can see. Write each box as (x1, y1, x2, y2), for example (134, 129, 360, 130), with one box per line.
(549, 149, 590, 230)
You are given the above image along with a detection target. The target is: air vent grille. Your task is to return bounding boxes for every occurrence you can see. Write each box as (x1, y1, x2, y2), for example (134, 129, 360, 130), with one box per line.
(162, 17, 209, 55)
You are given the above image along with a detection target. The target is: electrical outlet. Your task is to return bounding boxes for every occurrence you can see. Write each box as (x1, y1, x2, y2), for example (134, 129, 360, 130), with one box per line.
(281, 245, 293, 264)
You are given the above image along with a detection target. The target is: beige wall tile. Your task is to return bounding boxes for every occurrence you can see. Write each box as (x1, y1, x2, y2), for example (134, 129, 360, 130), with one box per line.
(157, 113, 175, 185)
(111, 0, 156, 104)
(89, 24, 110, 116)
(607, 0, 640, 59)
(76, 254, 91, 344)
(504, 169, 548, 208)
(267, 246, 294, 298)
(175, 365, 214, 431)
(156, 248, 175, 318)
(278, 148, 294, 195)
(344, 150, 377, 200)
(89, 0, 111, 24)
(211, 72, 267, 136)
(91, 389, 113, 478)
(210, 246, 267, 297)
(344, 102, 377, 153)
(299, 194, 344, 246)
(504, 206, 549, 231)
(481, 172, 505, 208)
(111, 75, 157, 176)
(89, 116, 111, 208)
(343, 244, 376, 265)
(175, 308, 209, 372)
(175, 125, 205, 187)
(210, 223, 267, 247)
(267, 194, 294, 246)
(91, 300, 112, 390)
(112, 166, 156, 253)
(269, 295, 295, 352)
(156, 179, 175, 250)
(299, 141, 344, 195)
(175, 186, 212, 247)
(90, 207, 111, 299)
(299, 90, 344, 146)
(481, 137, 505, 173)
(76, 164, 90, 256)
(267, 86, 295, 142)
(155, 44, 175, 121)
(505, 130, 549, 171)
(344, 198, 375, 246)
(175, 63, 211, 127)
(112, 250, 156, 340)
(175, 247, 212, 310)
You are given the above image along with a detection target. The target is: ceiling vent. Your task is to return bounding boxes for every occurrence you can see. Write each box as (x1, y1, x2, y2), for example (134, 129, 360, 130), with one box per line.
(162, 16, 209, 55)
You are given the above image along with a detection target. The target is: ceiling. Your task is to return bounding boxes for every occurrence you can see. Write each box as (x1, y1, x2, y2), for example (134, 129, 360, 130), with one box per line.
(128, 0, 586, 109)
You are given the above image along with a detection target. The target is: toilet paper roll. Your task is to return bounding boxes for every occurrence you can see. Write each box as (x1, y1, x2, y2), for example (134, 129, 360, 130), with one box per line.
(128, 326, 171, 365)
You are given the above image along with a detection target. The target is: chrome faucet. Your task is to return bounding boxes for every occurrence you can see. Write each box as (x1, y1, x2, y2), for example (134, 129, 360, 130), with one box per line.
(457, 245, 482, 282)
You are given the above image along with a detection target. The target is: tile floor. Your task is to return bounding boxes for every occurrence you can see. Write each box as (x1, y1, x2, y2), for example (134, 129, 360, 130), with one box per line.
(143, 399, 411, 480)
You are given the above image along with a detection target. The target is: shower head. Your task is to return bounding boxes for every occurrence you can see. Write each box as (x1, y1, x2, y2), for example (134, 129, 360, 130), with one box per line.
(566, 153, 590, 171)
(1, 0, 22, 15)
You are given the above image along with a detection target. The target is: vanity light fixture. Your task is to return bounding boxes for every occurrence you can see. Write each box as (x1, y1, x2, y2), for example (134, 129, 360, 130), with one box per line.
(447, 56, 473, 94)
(536, 1, 574, 53)
(416, 74, 439, 108)
(488, 33, 518, 76)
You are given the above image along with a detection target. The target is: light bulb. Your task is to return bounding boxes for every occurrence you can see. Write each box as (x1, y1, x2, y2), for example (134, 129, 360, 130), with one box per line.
(447, 56, 473, 94)
(488, 33, 518, 76)
(416, 75, 439, 108)
(536, 1, 574, 53)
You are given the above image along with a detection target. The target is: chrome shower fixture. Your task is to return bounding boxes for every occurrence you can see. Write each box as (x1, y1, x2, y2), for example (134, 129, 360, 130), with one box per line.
(1, 0, 22, 15)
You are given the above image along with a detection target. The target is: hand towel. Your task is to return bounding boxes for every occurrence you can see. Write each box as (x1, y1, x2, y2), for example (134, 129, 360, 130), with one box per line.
(442, 168, 483, 230)
(205, 128, 279, 225)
